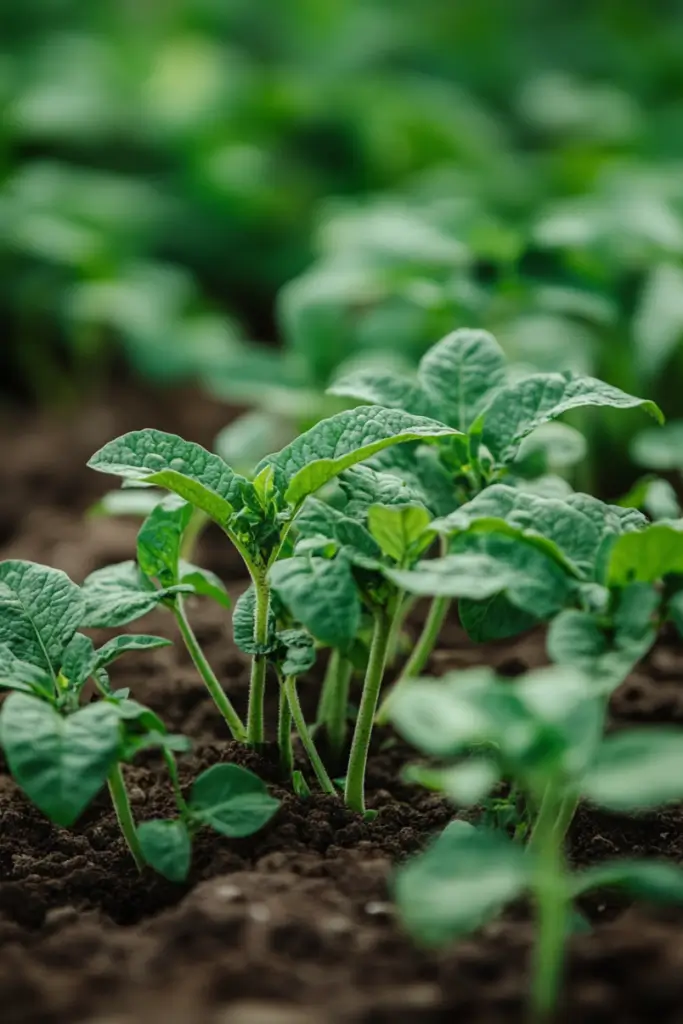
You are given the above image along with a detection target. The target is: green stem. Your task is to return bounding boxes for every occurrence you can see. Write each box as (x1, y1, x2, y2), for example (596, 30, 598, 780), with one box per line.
(278, 682, 294, 779)
(375, 595, 451, 726)
(284, 675, 336, 795)
(247, 574, 271, 745)
(386, 590, 414, 667)
(344, 608, 394, 813)
(108, 762, 145, 872)
(180, 509, 209, 562)
(163, 749, 189, 816)
(174, 598, 246, 742)
(529, 788, 570, 1022)
(316, 649, 353, 761)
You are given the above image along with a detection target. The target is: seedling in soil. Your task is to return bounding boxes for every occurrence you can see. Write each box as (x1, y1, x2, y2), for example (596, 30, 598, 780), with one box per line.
(390, 665, 683, 1020)
(86, 406, 457, 747)
(330, 328, 661, 716)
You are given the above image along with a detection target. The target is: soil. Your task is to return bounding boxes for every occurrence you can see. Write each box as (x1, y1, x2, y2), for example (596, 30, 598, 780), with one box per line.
(2, 386, 683, 1023)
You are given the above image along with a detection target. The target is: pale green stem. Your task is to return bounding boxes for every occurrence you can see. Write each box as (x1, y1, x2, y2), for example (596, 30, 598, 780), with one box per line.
(375, 595, 451, 726)
(278, 683, 294, 779)
(247, 574, 271, 745)
(316, 649, 353, 761)
(529, 787, 570, 1022)
(163, 750, 190, 817)
(386, 590, 415, 667)
(174, 597, 246, 742)
(108, 763, 145, 872)
(180, 509, 209, 561)
(285, 675, 336, 795)
(345, 608, 394, 813)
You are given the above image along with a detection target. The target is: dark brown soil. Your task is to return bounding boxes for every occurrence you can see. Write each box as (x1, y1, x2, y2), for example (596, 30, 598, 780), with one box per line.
(2, 389, 683, 1023)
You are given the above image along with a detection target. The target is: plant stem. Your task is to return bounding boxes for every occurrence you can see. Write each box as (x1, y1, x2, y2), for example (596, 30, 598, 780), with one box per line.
(108, 763, 145, 872)
(529, 787, 570, 1022)
(375, 595, 450, 726)
(247, 574, 271, 745)
(278, 682, 294, 779)
(386, 591, 414, 667)
(174, 598, 246, 742)
(163, 750, 189, 816)
(284, 675, 336, 795)
(316, 649, 353, 761)
(180, 509, 209, 562)
(345, 608, 394, 813)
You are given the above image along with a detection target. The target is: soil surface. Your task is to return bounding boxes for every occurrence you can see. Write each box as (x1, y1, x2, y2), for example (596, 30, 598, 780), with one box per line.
(2, 387, 683, 1023)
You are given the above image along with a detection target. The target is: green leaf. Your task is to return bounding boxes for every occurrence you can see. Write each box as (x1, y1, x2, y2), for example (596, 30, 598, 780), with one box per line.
(338, 465, 428, 515)
(458, 594, 539, 642)
(328, 369, 433, 417)
(514, 422, 588, 474)
(631, 421, 683, 472)
(93, 635, 172, 671)
(214, 409, 296, 476)
(60, 633, 96, 691)
(178, 561, 231, 609)
(137, 501, 193, 586)
(269, 555, 361, 648)
(582, 728, 683, 811)
(88, 429, 249, 526)
(0, 694, 121, 826)
(390, 670, 498, 758)
(296, 497, 380, 559)
(0, 644, 54, 698)
(368, 504, 433, 564)
(573, 860, 683, 904)
(80, 562, 187, 628)
(367, 444, 458, 518)
(232, 585, 278, 655)
(259, 406, 458, 507)
(477, 372, 663, 464)
(89, 488, 169, 519)
(137, 819, 192, 882)
(405, 759, 500, 807)
(189, 764, 280, 837)
(276, 629, 317, 677)
(394, 820, 532, 945)
(418, 329, 506, 431)
(608, 523, 683, 585)
(0, 561, 85, 679)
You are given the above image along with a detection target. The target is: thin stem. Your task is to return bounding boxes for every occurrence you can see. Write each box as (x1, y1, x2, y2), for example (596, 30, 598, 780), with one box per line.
(285, 675, 336, 795)
(180, 509, 209, 562)
(247, 574, 271, 745)
(376, 595, 451, 726)
(174, 598, 246, 742)
(316, 649, 353, 761)
(108, 762, 145, 872)
(278, 682, 294, 779)
(386, 590, 414, 667)
(529, 787, 570, 1022)
(163, 749, 189, 816)
(344, 607, 394, 813)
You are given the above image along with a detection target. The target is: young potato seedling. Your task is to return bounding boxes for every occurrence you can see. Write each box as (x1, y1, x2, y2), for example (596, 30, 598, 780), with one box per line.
(86, 406, 458, 747)
(390, 665, 683, 1020)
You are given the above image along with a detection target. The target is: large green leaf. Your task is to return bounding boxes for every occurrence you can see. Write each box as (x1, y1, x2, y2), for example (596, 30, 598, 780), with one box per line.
(259, 406, 458, 507)
(269, 554, 361, 648)
(137, 819, 192, 882)
(573, 860, 683, 903)
(608, 523, 683, 585)
(189, 764, 280, 837)
(80, 562, 187, 628)
(0, 561, 85, 679)
(1, 694, 122, 826)
(477, 372, 663, 464)
(88, 430, 249, 525)
(582, 728, 683, 811)
(418, 329, 506, 431)
(394, 821, 532, 945)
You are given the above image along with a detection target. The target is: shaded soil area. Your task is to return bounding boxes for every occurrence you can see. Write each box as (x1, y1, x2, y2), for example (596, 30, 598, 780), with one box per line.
(2, 389, 683, 1023)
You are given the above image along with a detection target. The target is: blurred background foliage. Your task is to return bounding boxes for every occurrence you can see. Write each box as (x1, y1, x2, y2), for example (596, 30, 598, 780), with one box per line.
(3, 0, 683, 492)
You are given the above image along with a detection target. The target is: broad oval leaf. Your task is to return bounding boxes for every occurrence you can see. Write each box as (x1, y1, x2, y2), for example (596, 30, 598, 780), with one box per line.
(189, 763, 280, 837)
(368, 504, 433, 564)
(0, 561, 85, 679)
(608, 523, 683, 585)
(394, 820, 532, 946)
(80, 561, 187, 628)
(418, 329, 506, 432)
(582, 728, 683, 811)
(138, 819, 192, 882)
(88, 429, 249, 526)
(477, 372, 663, 465)
(1, 694, 121, 826)
(269, 554, 361, 649)
(258, 406, 458, 507)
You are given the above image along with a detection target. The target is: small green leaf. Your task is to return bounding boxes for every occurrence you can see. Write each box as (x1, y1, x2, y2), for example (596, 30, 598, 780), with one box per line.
(0, 644, 54, 698)
(582, 728, 683, 811)
(394, 820, 532, 945)
(94, 635, 172, 672)
(80, 562, 187, 628)
(276, 629, 317, 677)
(368, 504, 433, 564)
(88, 429, 249, 525)
(608, 523, 683, 585)
(189, 763, 280, 837)
(338, 465, 428, 515)
(269, 554, 361, 648)
(178, 561, 231, 609)
(296, 497, 380, 559)
(405, 760, 500, 807)
(631, 421, 683, 471)
(138, 819, 192, 882)
(0, 561, 85, 678)
(0, 694, 121, 826)
(459, 593, 539, 643)
(60, 633, 96, 691)
(390, 670, 498, 758)
(477, 372, 663, 465)
(232, 585, 278, 655)
(260, 406, 458, 507)
(328, 369, 433, 417)
(418, 329, 506, 431)
(573, 860, 683, 904)
(137, 501, 193, 586)
(89, 488, 169, 519)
